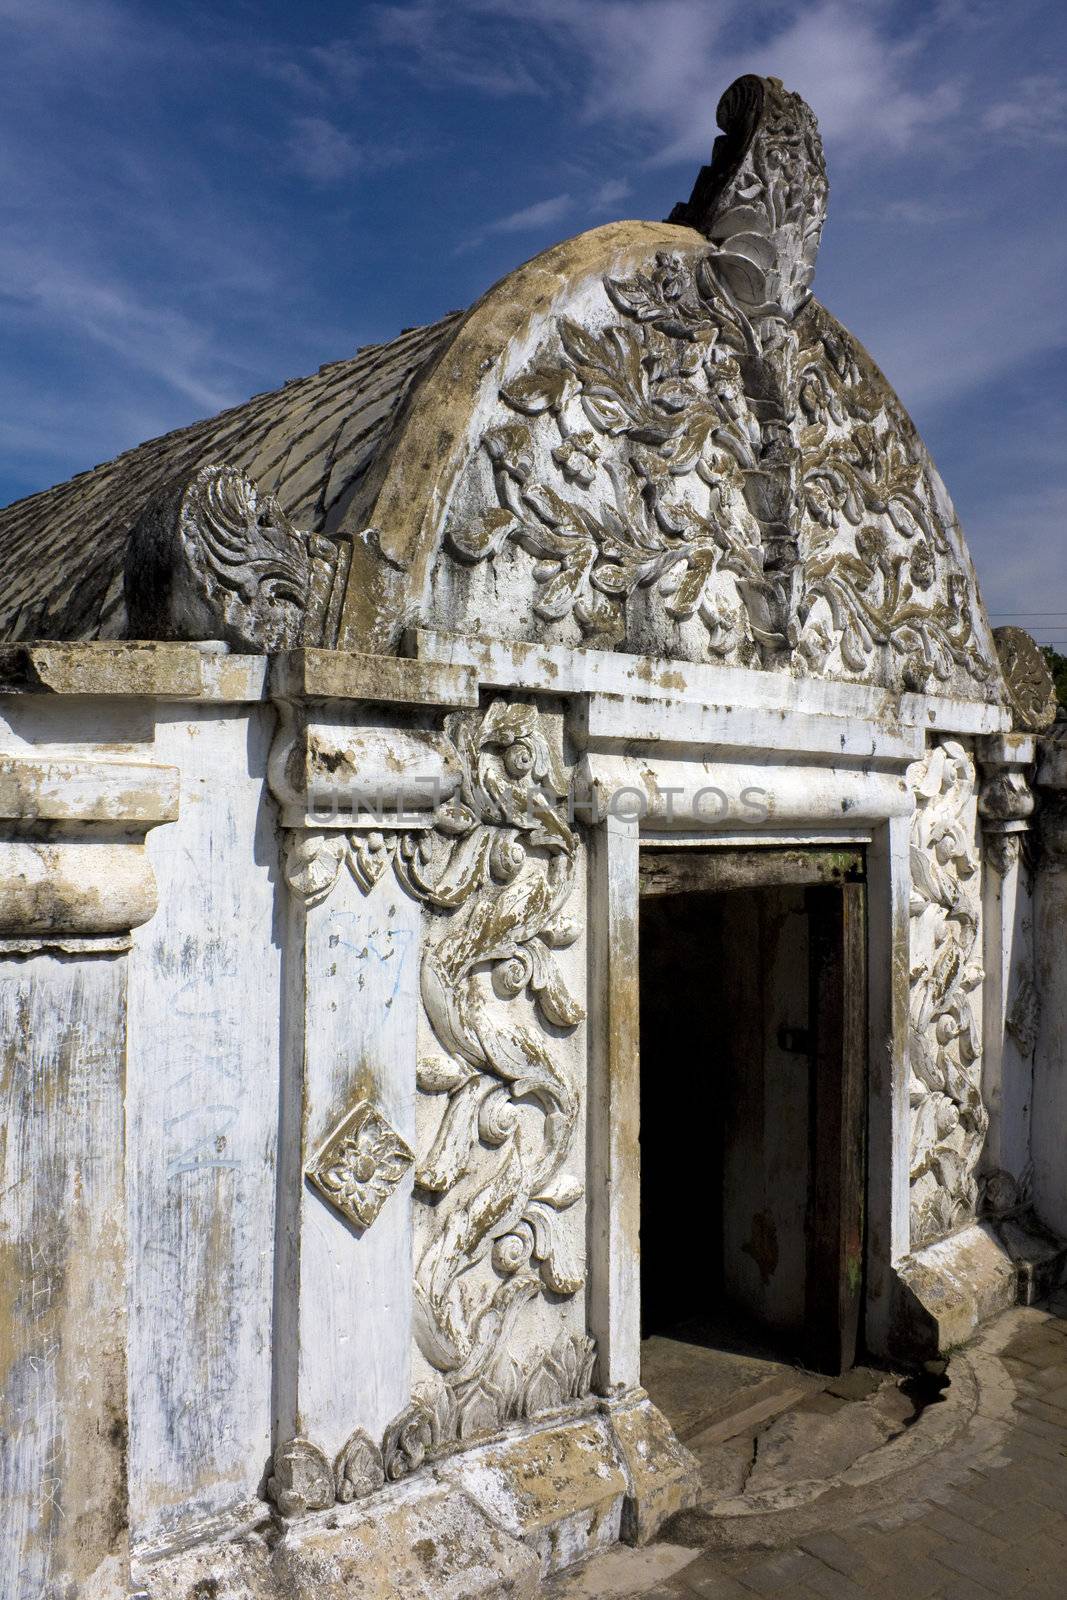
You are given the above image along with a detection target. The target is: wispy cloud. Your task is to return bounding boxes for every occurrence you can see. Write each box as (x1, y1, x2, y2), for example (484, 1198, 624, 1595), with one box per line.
(591, 178, 631, 211)
(373, 0, 551, 97)
(850, 198, 976, 226)
(984, 73, 1067, 146)
(486, 193, 575, 234)
(258, 39, 364, 99)
(287, 116, 362, 183)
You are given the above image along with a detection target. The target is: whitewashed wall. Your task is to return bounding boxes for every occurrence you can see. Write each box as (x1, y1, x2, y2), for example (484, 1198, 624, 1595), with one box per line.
(0, 953, 128, 1598)
(126, 704, 282, 1556)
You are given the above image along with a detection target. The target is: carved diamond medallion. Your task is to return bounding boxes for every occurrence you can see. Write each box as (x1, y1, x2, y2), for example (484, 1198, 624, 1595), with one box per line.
(306, 1100, 414, 1230)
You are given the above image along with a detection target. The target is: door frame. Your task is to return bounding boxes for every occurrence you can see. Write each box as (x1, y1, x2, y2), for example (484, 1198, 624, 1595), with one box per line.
(637, 847, 867, 1374)
(586, 799, 912, 1395)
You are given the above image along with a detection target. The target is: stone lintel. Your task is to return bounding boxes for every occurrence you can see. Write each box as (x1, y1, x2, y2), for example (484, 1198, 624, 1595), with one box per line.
(272, 648, 479, 709)
(571, 690, 923, 765)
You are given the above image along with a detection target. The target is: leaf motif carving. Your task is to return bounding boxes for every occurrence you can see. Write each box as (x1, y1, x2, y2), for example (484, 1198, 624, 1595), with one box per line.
(907, 740, 989, 1249)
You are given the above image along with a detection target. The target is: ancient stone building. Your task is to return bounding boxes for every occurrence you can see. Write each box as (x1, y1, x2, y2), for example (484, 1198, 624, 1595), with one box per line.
(1, 76, 1064, 1599)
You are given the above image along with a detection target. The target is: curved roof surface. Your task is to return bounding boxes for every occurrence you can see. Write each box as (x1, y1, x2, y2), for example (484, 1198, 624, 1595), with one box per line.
(0, 314, 460, 642)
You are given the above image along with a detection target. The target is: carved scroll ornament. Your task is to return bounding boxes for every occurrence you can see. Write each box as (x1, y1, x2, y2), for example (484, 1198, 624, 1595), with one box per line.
(271, 700, 594, 1512)
(907, 740, 988, 1247)
(124, 463, 351, 650)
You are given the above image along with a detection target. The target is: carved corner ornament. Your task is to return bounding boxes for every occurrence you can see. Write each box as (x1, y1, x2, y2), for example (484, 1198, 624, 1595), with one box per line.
(305, 1099, 415, 1231)
(124, 463, 352, 651)
(993, 627, 1058, 733)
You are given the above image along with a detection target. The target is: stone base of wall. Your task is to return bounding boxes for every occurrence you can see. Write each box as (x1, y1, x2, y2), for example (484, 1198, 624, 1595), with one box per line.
(894, 1215, 1067, 1358)
(135, 1397, 700, 1599)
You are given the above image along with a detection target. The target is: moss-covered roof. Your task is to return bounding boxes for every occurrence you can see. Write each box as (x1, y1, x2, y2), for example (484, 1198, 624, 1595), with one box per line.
(0, 314, 460, 642)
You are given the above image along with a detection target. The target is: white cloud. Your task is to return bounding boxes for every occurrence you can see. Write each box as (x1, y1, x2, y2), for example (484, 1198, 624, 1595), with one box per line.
(591, 178, 631, 210)
(287, 116, 362, 183)
(984, 74, 1067, 146)
(386, 0, 965, 167)
(486, 193, 575, 233)
(0, 243, 243, 415)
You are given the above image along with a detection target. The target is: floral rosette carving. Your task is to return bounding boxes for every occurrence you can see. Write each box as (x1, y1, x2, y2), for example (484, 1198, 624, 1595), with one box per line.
(907, 740, 988, 1247)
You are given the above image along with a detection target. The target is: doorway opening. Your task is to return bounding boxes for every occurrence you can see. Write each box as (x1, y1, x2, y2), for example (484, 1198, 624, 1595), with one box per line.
(638, 847, 867, 1442)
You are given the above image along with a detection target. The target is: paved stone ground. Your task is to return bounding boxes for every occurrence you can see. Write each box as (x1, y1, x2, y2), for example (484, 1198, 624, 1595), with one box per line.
(549, 1291, 1067, 1599)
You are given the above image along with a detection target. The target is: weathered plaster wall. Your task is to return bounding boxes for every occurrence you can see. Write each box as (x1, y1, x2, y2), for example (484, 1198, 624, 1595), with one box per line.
(126, 704, 282, 1555)
(0, 953, 129, 1599)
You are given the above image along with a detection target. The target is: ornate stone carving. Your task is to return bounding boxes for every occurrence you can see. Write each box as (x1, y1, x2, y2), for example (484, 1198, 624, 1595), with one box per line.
(334, 1428, 385, 1503)
(978, 763, 1034, 877)
(993, 626, 1058, 733)
(267, 1437, 334, 1518)
(434, 80, 997, 697)
(305, 1100, 415, 1231)
(978, 1165, 1031, 1219)
(280, 700, 592, 1492)
(668, 73, 828, 320)
(1006, 974, 1041, 1057)
(907, 740, 989, 1248)
(124, 463, 351, 650)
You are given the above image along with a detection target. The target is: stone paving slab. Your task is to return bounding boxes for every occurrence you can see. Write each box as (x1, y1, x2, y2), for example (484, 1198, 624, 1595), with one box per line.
(544, 1300, 1067, 1598)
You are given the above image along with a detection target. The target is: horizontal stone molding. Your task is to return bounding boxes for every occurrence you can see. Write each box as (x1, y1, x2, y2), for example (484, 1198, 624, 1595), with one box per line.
(414, 630, 1012, 738)
(0, 752, 178, 937)
(0, 838, 160, 937)
(0, 639, 269, 703)
(269, 705, 461, 830)
(0, 754, 178, 827)
(571, 689, 924, 764)
(271, 648, 479, 709)
(575, 752, 913, 831)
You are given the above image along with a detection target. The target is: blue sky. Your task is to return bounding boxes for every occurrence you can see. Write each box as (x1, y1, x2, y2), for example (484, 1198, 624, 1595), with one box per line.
(2, 0, 1065, 640)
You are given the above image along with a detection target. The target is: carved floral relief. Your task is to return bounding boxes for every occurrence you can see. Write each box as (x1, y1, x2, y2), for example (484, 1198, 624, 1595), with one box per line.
(275, 700, 594, 1509)
(907, 739, 989, 1248)
(431, 77, 997, 698)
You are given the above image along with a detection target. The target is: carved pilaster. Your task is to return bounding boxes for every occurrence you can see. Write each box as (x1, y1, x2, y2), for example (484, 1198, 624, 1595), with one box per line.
(977, 733, 1036, 878)
(906, 740, 986, 1248)
(975, 735, 1038, 1219)
(267, 672, 594, 1515)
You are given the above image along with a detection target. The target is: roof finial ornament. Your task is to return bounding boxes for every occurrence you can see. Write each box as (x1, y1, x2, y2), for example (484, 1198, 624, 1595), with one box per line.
(669, 74, 828, 320)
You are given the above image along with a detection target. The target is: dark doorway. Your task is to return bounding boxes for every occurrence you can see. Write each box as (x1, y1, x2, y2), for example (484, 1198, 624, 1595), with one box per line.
(638, 848, 867, 1380)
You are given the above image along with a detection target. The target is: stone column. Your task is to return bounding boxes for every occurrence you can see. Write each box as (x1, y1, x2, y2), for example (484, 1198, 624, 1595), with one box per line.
(977, 733, 1037, 1215)
(0, 747, 177, 1600)
(1033, 735, 1067, 1236)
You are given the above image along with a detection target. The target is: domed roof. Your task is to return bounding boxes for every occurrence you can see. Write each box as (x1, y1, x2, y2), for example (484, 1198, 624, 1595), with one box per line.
(0, 76, 1007, 707)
